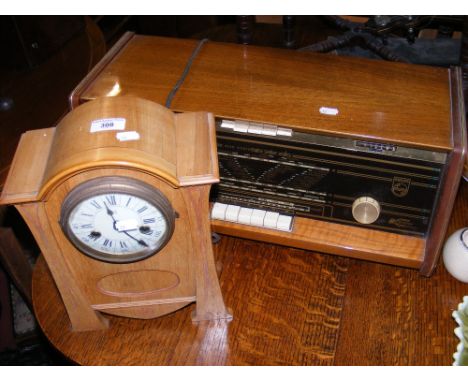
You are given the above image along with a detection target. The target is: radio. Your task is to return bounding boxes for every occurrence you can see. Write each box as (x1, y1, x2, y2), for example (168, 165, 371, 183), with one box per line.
(71, 33, 465, 276)
(212, 118, 446, 236)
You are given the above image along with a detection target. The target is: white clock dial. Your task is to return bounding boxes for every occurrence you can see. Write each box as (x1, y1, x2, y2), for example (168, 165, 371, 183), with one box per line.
(68, 193, 168, 255)
(60, 177, 175, 263)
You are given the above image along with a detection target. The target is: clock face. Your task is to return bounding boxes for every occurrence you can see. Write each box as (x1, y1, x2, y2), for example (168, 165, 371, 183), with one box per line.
(60, 177, 176, 263)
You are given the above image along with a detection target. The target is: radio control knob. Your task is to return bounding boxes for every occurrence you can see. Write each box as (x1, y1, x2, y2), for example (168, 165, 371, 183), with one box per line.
(352, 196, 381, 225)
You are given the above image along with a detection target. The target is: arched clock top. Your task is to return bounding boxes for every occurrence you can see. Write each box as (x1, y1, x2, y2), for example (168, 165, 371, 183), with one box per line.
(0, 96, 219, 204)
(42, 96, 180, 193)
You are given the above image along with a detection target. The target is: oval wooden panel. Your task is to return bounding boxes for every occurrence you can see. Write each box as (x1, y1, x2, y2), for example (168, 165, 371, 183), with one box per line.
(97, 269, 180, 297)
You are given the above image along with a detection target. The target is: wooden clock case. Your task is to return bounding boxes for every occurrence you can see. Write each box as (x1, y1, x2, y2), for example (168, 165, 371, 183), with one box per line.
(0, 95, 232, 331)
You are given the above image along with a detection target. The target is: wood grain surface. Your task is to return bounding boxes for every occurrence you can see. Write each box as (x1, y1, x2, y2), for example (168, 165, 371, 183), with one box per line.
(32, 182, 468, 365)
(0, 128, 55, 205)
(419, 67, 467, 276)
(33, 234, 349, 365)
(42, 96, 180, 194)
(79, 35, 453, 151)
(334, 181, 468, 365)
(212, 214, 425, 269)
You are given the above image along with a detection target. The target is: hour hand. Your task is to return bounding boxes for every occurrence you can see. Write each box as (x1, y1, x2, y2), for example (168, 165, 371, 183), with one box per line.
(104, 202, 123, 233)
(103, 202, 115, 218)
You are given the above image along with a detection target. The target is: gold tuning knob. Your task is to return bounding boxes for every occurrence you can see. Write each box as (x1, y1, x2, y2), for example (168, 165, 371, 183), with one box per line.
(352, 196, 381, 225)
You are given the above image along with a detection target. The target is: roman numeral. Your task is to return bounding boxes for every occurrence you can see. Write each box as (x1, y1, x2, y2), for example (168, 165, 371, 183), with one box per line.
(137, 205, 148, 214)
(105, 195, 116, 205)
(81, 224, 93, 229)
(120, 241, 128, 248)
(141, 229, 154, 236)
(90, 200, 101, 209)
(126, 197, 132, 207)
(103, 239, 112, 247)
(143, 218, 156, 224)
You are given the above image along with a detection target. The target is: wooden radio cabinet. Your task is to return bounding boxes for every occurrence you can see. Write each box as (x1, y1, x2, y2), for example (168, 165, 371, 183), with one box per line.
(69, 33, 465, 276)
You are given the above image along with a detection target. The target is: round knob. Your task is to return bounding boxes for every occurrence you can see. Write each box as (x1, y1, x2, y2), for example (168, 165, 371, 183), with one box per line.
(352, 196, 381, 225)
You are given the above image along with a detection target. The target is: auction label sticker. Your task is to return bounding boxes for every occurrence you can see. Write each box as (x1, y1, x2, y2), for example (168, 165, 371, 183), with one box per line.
(116, 131, 140, 142)
(90, 118, 126, 133)
(319, 106, 339, 116)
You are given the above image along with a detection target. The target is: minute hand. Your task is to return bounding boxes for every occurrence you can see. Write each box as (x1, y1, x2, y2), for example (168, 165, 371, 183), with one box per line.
(103, 201, 149, 248)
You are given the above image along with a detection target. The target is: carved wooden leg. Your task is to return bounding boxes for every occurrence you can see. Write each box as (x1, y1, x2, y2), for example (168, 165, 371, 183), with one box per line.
(182, 186, 232, 322)
(236, 16, 254, 45)
(283, 16, 296, 48)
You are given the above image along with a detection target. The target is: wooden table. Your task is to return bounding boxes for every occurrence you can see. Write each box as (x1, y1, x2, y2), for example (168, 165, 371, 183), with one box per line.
(32, 182, 468, 365)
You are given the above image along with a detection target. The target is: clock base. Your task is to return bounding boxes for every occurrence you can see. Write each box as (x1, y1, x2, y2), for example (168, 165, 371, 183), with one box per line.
(191, 308, 233, 323)
(95, 300, 195, 319)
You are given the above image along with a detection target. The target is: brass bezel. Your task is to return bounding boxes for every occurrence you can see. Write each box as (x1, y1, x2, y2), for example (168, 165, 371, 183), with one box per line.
(60, 176, 176, 264)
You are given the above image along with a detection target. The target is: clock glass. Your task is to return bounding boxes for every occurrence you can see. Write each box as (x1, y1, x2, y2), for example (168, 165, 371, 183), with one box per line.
(60, 177, 176, 263)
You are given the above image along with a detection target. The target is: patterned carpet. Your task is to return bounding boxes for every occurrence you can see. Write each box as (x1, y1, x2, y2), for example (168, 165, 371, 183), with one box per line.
(0, 341, 69, 366)
(0, 283, 70, 365)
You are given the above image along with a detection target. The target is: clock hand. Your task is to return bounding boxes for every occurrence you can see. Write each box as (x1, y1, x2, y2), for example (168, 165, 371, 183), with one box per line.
(103, 202, 122, 232)
(103, 201, 148, 247)
(122, 231, 149, 248)
(103, 201, 117, 221)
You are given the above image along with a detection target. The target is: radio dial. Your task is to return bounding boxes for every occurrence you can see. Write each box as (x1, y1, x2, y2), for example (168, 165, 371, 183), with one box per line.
(352, 196, 381, 225)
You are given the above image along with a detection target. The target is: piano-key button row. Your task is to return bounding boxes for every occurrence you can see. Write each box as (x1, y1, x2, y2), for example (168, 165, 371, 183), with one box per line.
(220, 119, 293, 137)
(211, 202, 293, 232)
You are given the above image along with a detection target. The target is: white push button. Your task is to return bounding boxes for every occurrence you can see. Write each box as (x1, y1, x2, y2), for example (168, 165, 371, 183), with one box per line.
(277, 127, 293, 137)
(225, 205, 241, 222)
(233, 120, 249, 133)
(238, 208, 254, 225)
(262, 124, 278, 136)
(211, 203, 228, 220)
(247, 122, 264, 135)
(263, 211, 280, 229)
(250, 209, 266, 227)
(276, 215, 293, 231)
(220, 120, 235, 129)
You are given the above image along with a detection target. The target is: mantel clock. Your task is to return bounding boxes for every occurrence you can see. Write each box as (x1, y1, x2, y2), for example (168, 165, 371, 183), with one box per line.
(0, 95, 232, 331)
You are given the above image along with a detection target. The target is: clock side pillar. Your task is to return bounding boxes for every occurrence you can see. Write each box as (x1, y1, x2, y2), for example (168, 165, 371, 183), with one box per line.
(182, 185, 232, 322)
(16, 202, 109, 331)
